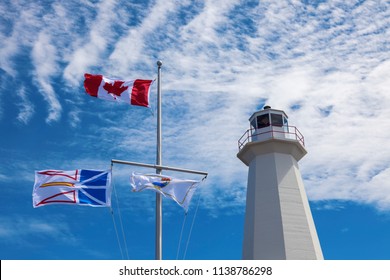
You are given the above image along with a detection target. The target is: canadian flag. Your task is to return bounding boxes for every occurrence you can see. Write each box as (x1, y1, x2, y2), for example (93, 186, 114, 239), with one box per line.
(83, 73, 154, 107)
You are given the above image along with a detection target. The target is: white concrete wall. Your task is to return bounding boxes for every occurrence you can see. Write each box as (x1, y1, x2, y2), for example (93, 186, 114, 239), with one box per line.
(242, 153, 286, 259)
(241, 145, 323, 260)
(275, 153, 323, 259)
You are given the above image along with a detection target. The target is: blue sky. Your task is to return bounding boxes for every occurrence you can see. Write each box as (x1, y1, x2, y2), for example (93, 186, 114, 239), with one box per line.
(1, 0, 390, 260)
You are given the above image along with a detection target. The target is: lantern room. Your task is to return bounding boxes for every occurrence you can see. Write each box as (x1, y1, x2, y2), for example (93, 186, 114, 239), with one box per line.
(237, 105, 307, 164)
(248, 106, 289, 142)
(249, 106, 288, 130)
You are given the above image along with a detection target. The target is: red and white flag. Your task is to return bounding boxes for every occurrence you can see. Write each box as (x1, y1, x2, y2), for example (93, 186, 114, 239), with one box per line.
(84, 73, 154, 107)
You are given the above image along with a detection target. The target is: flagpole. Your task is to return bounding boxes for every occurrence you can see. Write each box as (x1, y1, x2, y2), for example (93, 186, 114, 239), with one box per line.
(156, 60, 163, 260)
(111, 159, 208, 176)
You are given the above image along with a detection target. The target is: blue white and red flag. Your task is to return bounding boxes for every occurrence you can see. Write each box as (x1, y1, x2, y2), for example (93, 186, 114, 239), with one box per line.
(33, 169, 112, 208)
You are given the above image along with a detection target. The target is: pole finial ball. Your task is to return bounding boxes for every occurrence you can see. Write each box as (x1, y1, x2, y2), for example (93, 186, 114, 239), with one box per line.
(157, 60, 163, 66)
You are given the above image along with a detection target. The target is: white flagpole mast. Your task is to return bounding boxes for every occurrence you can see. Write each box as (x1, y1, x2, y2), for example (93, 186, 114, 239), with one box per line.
(156, 60, 163, 260)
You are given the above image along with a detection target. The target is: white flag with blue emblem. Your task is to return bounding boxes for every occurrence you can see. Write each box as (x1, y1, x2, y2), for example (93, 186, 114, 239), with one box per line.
(33, 169, 112, 208)
(130, 173, 201, 211)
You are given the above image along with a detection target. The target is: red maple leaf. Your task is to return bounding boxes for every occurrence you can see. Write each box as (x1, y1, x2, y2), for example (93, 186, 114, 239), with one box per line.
(103, 80, 128, 97)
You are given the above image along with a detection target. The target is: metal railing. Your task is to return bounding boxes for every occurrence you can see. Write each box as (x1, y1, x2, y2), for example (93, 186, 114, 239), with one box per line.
(238, 125, 305, 151)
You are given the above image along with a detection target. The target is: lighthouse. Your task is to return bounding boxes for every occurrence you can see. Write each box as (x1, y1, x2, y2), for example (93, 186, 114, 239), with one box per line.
(237, 106, 323, 260)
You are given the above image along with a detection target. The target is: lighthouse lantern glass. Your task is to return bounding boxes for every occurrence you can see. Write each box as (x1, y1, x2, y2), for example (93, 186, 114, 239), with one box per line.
(256, 114, 270, 128)
(271, 114, 283, 127)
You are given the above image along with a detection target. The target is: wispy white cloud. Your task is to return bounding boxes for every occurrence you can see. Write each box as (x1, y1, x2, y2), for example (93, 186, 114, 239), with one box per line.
(31, 32, 62, 123)
(63, 0, 128, 84)
(0, 1, 32, 77)
(0, 173, 7, 182)
(0, 216, 77, 245)
(0, 1, 63, 122)
(108, 0, 182, 76)
(16, 87, 34, 124)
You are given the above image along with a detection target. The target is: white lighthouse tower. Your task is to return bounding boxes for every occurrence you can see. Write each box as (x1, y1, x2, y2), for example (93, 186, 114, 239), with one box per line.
(237, 106, 323, 260)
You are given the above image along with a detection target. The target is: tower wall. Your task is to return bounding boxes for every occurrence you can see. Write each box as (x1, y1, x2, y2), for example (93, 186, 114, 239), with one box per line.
(239, 140, 323, 260)
(243, 153, 286, 259)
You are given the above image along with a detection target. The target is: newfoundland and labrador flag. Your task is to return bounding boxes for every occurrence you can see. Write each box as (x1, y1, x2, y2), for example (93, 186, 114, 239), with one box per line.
(33, 169, 112, 208)
(84, 73, 154, 107)
(130, 173, 201, 211)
